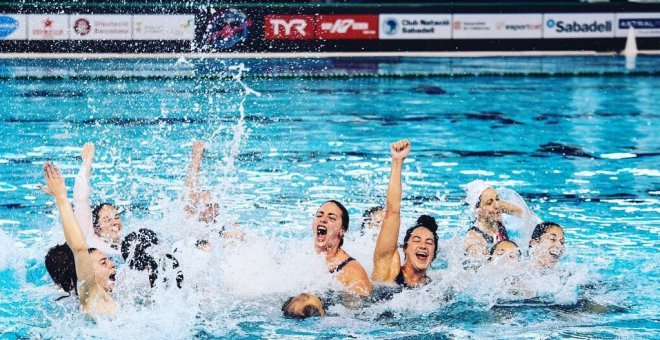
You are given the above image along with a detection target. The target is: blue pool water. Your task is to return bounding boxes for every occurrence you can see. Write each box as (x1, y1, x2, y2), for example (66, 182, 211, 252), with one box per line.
(0, 56, 658, 338)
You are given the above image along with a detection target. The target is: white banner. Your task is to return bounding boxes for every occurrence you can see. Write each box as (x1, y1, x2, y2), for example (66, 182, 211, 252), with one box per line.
(453, 14, 543, 39)
(615, 12, 660, 37)
(133, 15, 195, 40)
(0, 14, 27, 40)
(70, 15, 131, 40)
(543, 13, 615, 38)
(379, 14, 451, 39)
(28, 14, 69, 40)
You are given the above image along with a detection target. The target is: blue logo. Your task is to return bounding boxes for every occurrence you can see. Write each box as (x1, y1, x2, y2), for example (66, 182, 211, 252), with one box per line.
(206, 9, 251, 49)
(382, 18, 398, 35)
(0, 16, 19, 38)
(619, 18, 660, 30)
(546, 19, 555, 28)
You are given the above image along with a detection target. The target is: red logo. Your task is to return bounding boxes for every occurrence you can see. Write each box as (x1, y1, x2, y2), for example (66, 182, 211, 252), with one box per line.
(265, 15, 314, 40)
(74, 18, 91, 36)
(316, 15, 378, 39)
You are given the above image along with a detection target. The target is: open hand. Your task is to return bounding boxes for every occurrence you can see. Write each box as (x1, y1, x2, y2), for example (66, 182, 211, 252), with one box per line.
(42, 163, 67, 198)
(81, 142, 94, 167)
(390, 139, 411, 160)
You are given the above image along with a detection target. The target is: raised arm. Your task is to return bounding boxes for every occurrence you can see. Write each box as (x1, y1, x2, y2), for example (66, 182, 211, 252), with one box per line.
(500, 200, 523, 217)
(184, 141, 205, 202)
(372, 140, 410, 282)
(73, 143, 95, 239)
(43, 163, 95, 283)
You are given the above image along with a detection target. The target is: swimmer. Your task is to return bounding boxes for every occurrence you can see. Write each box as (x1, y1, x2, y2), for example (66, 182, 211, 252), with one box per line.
(372, 140, 439, 288)
(463, 180, 523, 256)
(360, 206, 385, 234)
(121, 229, 184, 289)
(313, 200, 372, 296)
(281, 293, 326, 319)
(42, 162, 117, 317)
(184, 141, 220, 224)
(528, 222, 565, 270)
(488, 240, 521, 267)
(183, 141, 245, 243)
(40, 143, 123, 255)
(44, 243, 77, 299)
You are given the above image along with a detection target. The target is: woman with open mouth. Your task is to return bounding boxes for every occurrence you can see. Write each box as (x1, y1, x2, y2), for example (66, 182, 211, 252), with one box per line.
(528, 222, 566, 270)
(42, 162, 118, 317)
(372, 140, 439, 289)
(312, 200, 372, 297)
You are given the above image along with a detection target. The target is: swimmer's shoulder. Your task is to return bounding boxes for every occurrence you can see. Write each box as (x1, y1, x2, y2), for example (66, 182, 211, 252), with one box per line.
(80, 282, 117, 317)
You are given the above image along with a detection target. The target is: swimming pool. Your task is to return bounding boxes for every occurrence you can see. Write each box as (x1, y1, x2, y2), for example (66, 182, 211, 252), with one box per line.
(0, 56, 658, 338)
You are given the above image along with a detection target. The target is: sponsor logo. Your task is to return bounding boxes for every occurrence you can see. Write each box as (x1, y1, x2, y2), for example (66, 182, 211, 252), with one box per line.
(619, 18, 660, 29)
(382, 18, 398, 35)
(206, 9, 251, 48)
(547, 19, 612, 33)
(454, 20, 489, 31)
(264, 15, 314, 40)
(73, 18, 91, 35)
(0, 16, 19, 38)
(32, 17, 65, 38)
(496, 22, 541, 31)
(316, 15, 377, 39)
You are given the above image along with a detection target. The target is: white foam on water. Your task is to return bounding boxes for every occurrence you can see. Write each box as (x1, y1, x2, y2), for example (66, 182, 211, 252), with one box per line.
(600, 153, 637, 159)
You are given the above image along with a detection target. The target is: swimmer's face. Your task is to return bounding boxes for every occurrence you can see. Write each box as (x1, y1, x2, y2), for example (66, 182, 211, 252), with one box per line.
(531, 226, 565, 268)
(477, 188, 502, 223)
(96, 205, 123, 241)
(404, 227, 436, 271)
(488, 241, 520, 266)
(90, 250, 116, 292)
(367, 208, 385, 231)
(313, 202, 345, 253)
(465, 240, 489, 258)
(284, 293, 325, 318)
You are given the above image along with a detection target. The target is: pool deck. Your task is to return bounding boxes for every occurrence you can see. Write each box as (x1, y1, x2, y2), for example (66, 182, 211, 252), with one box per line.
(1, 51, 660, 59)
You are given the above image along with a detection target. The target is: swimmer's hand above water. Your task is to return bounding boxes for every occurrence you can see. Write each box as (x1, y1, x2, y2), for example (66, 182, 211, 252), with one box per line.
(390, 139, 410, 160)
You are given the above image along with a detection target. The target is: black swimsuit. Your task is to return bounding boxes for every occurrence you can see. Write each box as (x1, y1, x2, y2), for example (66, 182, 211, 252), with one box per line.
(469, 224, 509, 248)
(394, 269, 429, 289)
(329, 257, 355, 274)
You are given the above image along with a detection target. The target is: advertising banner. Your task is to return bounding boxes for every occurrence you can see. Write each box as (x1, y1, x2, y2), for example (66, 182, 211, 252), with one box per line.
(133, 15, 195, 40)
(452, 14, 543, 39)
(70, 15, 131, 40)
(204, 9, 251, 49)
(316, 15, 378, 40)
(543, 13, 615, 38)
(615, 12, 660, 37)
(379, 14, 451, 39)
(0, 14, 27, 40)
(264, 15, 315, 40)
(28, 14, 68, 40)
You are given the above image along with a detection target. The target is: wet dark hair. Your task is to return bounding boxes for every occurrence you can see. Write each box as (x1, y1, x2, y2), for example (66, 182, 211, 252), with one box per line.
(45, 245, 100, 300)
(281, 294, 324, 319)
(360, 206, 384, 232)
(529, 222, 563, 247)
(45, 244, 77, 297)
(403, 215, 439, 261)
(324, 200, 349, 248)
(121, 229, 183, 289)
(490, 239, 521, 256)
(91, 202, 115, 233)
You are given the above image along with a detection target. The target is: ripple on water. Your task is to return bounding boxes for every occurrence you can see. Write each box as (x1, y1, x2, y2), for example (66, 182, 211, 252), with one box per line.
(0, 183, 18, 192)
